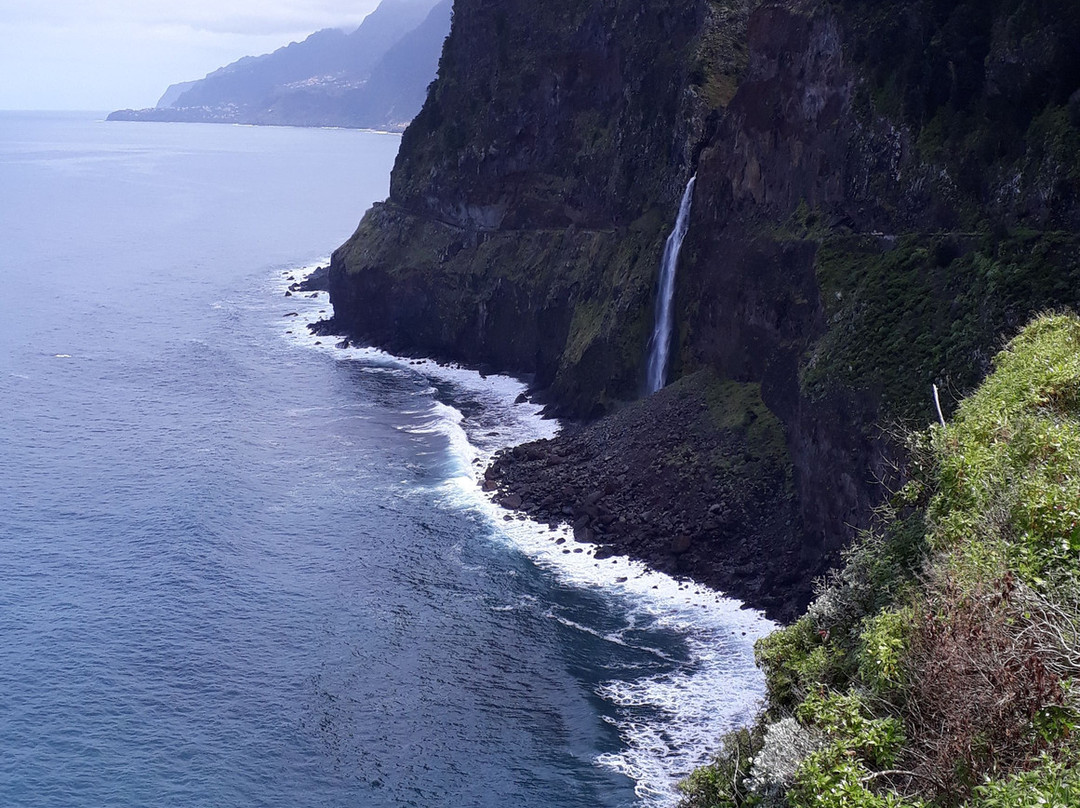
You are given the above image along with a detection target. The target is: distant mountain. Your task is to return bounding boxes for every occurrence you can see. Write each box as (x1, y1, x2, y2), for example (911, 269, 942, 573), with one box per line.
(108, 0, 450, 131)
(296, 0, 454, 129)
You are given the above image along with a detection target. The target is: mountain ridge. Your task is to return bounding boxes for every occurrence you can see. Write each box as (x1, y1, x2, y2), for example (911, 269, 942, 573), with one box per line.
(108, 0, 449, 131)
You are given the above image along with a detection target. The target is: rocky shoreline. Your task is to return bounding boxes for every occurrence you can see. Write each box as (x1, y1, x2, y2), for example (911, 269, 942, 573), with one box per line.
(485, 371, 824, 624)
(286, 264, 330, 294)
(310, 287, 818, 622)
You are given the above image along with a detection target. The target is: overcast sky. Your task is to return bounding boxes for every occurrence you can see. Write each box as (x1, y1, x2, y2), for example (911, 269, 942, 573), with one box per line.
(0, 0, 383, 110)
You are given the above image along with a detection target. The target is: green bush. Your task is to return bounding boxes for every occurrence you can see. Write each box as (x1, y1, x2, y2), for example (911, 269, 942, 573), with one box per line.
(755, 617, 840, 714)
(930, 313, 1080, 584)
(796, 691, 905, 769)
(677, 726, 762, 808)
(858, 608, 912, 697)
(809, 512, 928, 651)
(789, 692, 915, 808)
(970, 755, 1080, 808)
(789, 745, 920, 808)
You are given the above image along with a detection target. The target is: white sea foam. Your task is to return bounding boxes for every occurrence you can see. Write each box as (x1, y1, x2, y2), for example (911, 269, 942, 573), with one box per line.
(272, 263, 775, 806)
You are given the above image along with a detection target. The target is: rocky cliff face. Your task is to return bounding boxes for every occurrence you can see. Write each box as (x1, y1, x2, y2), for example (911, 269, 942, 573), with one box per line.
(328, 0, 1080, 616)
(674, 0, 1080, 562)
(327, 0, 748, 415)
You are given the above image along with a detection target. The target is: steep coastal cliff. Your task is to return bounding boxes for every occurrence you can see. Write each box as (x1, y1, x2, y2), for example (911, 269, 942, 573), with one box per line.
(328, 0, 723, 413)
(326, 0, 1080, 619)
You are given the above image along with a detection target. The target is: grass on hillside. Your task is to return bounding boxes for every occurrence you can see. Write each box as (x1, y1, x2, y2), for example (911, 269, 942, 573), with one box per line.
(680, 312, 1080, 807)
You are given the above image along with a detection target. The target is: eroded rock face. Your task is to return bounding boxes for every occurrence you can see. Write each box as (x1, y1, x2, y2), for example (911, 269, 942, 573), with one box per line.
(327, 0, 763, 417)
(673, 0, 1080, 559)
(389, 0, 711, 231)
(678, 4, 876, 564)
(325, 202, 668, 416)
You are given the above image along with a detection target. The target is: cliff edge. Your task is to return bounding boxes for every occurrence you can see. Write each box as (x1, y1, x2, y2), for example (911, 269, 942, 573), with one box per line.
(326, 0, 1080, 619)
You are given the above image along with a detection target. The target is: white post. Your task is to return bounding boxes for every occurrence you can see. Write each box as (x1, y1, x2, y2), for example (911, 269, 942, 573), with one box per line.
(933, 384, 946, 428)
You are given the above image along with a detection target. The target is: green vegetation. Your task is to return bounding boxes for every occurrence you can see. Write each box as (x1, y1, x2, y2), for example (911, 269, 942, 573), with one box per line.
(690, 0, 753, 110)
(790, 0, 1080, 430)
(680, 727, 764, 808)
(335, 201, 671, 415)
(657, 373, 794, 499)
(681, 313, 1080, 807)
(702, 379, 792, 485)
(839, 0, 1080, 198)
(803, 232, 1080, 421)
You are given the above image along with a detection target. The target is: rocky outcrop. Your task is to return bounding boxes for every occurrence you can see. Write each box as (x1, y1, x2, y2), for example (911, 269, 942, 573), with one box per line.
(289, 264, 330, 293)
(327, 0, 1080, 617)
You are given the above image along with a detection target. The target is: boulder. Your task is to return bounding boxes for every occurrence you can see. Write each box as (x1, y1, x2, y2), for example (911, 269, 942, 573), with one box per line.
(573, 525, 594, 543)
(499, 493, 523, 509)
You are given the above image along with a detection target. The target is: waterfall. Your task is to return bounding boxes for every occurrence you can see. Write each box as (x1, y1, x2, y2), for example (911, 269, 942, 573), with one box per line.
(645, 175, 696, 394)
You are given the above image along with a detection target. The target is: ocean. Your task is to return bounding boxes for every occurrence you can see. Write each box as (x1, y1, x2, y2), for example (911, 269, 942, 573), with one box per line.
(0, 111, 772, 807)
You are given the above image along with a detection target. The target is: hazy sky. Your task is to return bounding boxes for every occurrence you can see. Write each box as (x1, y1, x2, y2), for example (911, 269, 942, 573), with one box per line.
(0, 0, 382, 110)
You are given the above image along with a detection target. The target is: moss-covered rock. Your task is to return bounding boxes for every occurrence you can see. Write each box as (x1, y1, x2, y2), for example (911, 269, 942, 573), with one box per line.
(327, 200, 672, 415)
(804, 230, 1080, 420)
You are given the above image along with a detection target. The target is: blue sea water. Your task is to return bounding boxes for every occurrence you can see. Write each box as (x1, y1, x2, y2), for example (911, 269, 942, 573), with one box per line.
(0, 112, 773, 808)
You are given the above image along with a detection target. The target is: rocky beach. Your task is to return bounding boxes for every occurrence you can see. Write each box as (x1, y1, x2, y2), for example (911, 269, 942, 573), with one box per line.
(485, 372, 816, 624)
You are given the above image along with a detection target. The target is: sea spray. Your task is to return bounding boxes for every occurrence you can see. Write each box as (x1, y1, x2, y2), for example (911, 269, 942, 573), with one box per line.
(277, 264, 773, 807)
(645, 177, 696, 395)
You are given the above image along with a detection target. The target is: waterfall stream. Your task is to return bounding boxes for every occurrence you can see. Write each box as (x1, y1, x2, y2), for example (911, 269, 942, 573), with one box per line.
(645, 176, 696, 394)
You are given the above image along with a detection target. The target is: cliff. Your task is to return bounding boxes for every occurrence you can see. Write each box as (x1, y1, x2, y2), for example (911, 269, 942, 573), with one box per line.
(327, 0, 722, 412)
(326, 0, 1080, 618)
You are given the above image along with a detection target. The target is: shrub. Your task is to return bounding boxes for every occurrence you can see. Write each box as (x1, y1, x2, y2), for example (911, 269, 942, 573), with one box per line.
(971, 755, 1080, 808)
(796, 691, 906, 769)
(808, 512, 928, 655)
(902, 570, 1068, 801)
(789, 745, 921, 808)
(788, 691, 916, 808)
(745, 717, 824, 803)
(858, 608, 913, 698)
(677, 726, 762, 808)
(755, 617, 842, 714)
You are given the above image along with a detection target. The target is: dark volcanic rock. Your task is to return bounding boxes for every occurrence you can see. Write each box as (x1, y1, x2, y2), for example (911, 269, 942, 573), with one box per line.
(294, 264, 330, 293)
(487, 371, 815, 623)
(498, 493, 523, 510)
